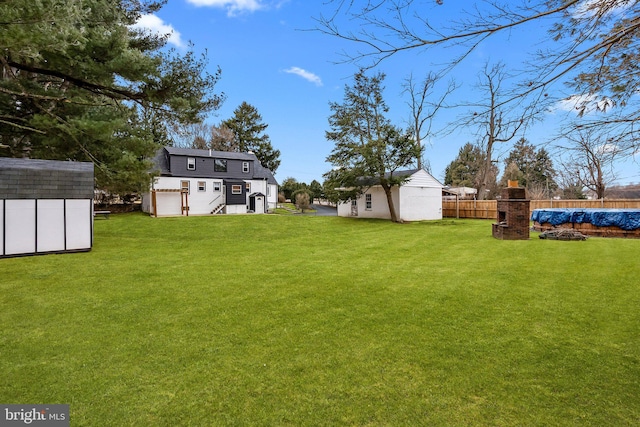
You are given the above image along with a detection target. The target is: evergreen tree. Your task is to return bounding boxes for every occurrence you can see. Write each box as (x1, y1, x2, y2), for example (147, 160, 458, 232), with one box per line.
(500, 138, 557, 196)
(222, 102, 281, 174)
(532, 147, 557, 194)
(444, 143, 484, 188)
(500, 162, 525, 186)
(0, 0, 223, 194)
(501, 138, 537, 187)
(309, 180, 324, 202)
(279, 177, 300, 202)
(324, 70, 421, 223)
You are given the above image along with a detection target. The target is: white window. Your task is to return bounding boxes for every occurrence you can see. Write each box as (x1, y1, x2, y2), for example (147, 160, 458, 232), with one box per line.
(213, 182, 221, 192)
(187, 158, 196, 171)
(197, 181, 206, 192)
(181, 180, 190, 194)
(242, 162, 250, 173)
(232, 185, 242, 195)
(245, 182, 251, 192)
(365, 193, 372, 210)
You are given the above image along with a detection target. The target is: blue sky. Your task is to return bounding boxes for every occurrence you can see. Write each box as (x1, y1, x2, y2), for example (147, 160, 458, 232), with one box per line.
(135, 0, 639, 186)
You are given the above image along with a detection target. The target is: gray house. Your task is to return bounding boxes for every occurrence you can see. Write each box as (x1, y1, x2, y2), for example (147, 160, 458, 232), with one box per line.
(0, 157, 94, 257)
(142, 147, 278, 216)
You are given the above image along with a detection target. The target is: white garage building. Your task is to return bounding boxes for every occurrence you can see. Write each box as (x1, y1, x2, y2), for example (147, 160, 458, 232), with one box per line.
(337, 169, 444, 222)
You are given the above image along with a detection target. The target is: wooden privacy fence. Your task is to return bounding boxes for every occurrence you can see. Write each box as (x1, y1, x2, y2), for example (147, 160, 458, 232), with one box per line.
(443, 199, 640, 219)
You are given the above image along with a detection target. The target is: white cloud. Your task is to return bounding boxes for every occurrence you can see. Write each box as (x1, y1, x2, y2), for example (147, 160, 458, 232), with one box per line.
(131, 14, 185, 48)
(573, 0, 632, 19)
(186, 0, 264, 16)
(284, 67, 323, 86)
(552, 93, 614, 115)
(597, 142, 620, 155)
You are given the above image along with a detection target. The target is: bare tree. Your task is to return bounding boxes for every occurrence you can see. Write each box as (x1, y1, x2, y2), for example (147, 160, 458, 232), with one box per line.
(556, 167, 586, 199)
(317, 0, 640, 154)
(401, 72, 456, 171)
(557, 128, 619, 199)
(170, 122, 211, 148)
(295, 192, 311, 213)
(210, 124, 239, 151)
(460, 63, 528, 199)
(169, 122, 239, 151)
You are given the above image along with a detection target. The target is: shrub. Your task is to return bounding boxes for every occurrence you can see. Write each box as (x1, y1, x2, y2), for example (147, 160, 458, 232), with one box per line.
(295, 192, 311, 212)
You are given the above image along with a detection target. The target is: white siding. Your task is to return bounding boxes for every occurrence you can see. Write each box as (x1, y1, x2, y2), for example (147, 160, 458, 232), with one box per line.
(404, 169, 443, 188)
(226, 204, 247, 214)
(5, 200, 35, 255)
(149, 177, 225, 216)
(2, 198, 92, 256)
(66, 199, 92, 250)
(267, 184, 278, 211)
(37, 199, 66, 253)
(146, 176, 276, 216)
(337, 169, 443, 221)
(398, 186, 442, 221)
(337, 187, 399, 220)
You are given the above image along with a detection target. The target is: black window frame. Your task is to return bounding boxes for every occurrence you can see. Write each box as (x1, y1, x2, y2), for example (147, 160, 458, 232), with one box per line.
(214, 159, 227, 172)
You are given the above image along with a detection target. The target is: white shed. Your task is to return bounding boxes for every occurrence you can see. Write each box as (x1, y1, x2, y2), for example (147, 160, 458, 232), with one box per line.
(337, 169, 443, 221)
(0, 158, 94, 258)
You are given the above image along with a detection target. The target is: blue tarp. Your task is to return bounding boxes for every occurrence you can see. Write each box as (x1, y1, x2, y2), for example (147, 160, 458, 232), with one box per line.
(531, 208, 640, 231)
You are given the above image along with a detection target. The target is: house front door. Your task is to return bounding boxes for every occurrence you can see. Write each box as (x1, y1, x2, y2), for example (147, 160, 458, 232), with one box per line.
(350, 200, 358, 216)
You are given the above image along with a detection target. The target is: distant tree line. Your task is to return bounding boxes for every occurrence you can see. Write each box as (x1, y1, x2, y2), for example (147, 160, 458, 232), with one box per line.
(445, 138, 565, 200)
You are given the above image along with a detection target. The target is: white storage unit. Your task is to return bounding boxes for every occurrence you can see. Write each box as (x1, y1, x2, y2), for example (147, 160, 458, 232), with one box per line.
(0, 158, 94, 258)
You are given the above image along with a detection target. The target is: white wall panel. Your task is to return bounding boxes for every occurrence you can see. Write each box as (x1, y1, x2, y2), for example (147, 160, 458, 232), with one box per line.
(65, 199, 92, 250)
(0, 200, 4, 256)
(5, 200, 36, 255)
(399, 187, 443, 221)
(37, 199, 66, 252)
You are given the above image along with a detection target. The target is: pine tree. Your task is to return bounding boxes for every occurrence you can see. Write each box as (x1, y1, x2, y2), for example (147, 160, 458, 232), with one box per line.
(222, 102, 281, 174)
(324, 70, 421, 223)
(0, 0, 223, 194)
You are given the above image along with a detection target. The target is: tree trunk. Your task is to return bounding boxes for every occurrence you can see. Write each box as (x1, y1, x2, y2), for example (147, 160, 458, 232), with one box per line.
(382, 183, 402, 223)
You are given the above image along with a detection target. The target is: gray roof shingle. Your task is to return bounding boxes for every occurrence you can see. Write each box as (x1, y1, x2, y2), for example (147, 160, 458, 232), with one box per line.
(0, 157, 94, 199)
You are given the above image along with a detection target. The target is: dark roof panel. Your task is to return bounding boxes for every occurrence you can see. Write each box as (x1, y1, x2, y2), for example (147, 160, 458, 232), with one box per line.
(165, 146, 258, 161)
(0, 157, 94, 199)
(158, 147, 278, 185)
(357, 168, 421, 186)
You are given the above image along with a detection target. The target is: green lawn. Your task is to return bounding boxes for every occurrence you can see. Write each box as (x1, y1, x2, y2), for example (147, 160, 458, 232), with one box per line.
(1, 214, 639, 426)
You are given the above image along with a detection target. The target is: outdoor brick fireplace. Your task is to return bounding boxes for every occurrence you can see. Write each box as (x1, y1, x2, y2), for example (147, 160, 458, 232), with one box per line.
(492, 183, 530, 240)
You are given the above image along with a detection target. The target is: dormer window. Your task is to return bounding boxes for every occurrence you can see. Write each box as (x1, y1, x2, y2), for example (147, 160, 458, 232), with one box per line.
(187, 157, 196, 170)
(242, 162, 250, 173)
(214, 159, 227, 172)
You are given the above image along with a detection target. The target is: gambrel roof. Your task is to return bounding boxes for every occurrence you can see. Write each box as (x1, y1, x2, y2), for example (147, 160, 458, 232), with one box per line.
(152, 147, 278, 185)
